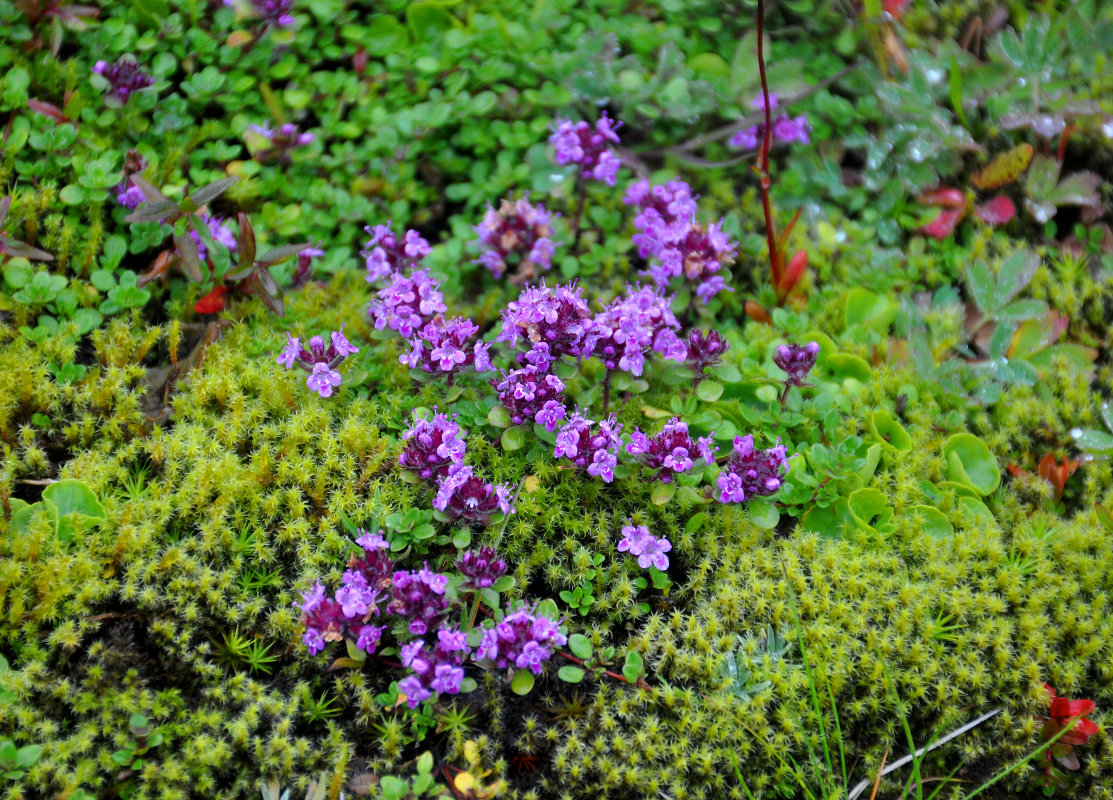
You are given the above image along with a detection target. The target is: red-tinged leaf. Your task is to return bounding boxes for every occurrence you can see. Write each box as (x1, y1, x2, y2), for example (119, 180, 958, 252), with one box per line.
(186, 176, 239, 209)
(137, 250, 175, 287)
(922, 207, 964, 240)
(326, 657, 365, 672)
(918, 187, 966, 207)
(193, 286, 228, 314)
(777, 249, 807, 295)
(0, 235, 54, 261)
(173, 231, 204, 283)
(776, 208, 803, 254)
(884, 0, 909, 17)
(226, 30, 254, 47)
(975, 195, 1016, 226)
(972, 143, 1034, 190)
(744, 300, 772, 325)
(256, 242, 311, 266)
(1008, 311, 1068, 358)
(27, 98, 70, 124)
(1006, 463, 1027, 479)
(130, 175, 168, 205)
(236, 213, 256, 266)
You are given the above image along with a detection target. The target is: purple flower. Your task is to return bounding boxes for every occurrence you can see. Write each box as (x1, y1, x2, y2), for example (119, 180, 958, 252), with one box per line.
(497, 280, 593, 359)
(226, 0, 296, 26)
(716, 435, 789, 504)
(553, 409, 623, 483)
(388, 565, 451, 636)
(645, 221, 737, 302)
(686, 329, 730, 381)
(400, 316, 492, 378)
(355, 530, 389, 551)
(399, 409, 467, 480)
(474, 194, 557, 282)
(369, 268, 447, 337)
(729, 94, 810, 150)
(457, 547, 508, 590)
(397, 625, 471, 708)
(617, 521, 672, 571)
(773, 115, 811, 145)
(434, 464, 515, 524)
(362, 222, 432, 283)
(277, 325, 359, 397)
(248, 122, 314, 147)
(625, 418, 716, 483)
(296, 542, 395, 655)
(492, 344, 567, 429)
(475, 606, 567, 675)
(624, 178, 699, 259)
(92, 57, 153, 105)
(773, 341, 820, 386)
(583, 284, 684, 377)
(116, 181, 146, 210)
(292, 244, 325, 288)
(549, 113, 624, 185)
(186, 213, 237, 261)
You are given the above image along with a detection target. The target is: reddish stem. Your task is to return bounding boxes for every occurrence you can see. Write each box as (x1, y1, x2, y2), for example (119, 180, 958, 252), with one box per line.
(756, 0, 782, 290)
(557, 651, 651, 690)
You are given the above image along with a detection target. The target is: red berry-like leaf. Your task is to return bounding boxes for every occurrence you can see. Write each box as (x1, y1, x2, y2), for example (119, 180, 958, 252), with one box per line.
(975, 195, 1016, 226)
(922, 207, 964, 240)
(194, 285, 228, 314)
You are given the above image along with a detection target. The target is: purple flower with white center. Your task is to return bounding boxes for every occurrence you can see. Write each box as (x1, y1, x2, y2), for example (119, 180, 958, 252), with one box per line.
(306, 363, 342, 397)
(388, 565, 451, 636)
(225, 0, 296, 26)
(355, 530, 390, 551)
(584, 284, 685, 378)
(553, 409, 623, 483)
(729, 93, 811, 150)
(549, 112, 624, 185)
(399, 409, 467, 480)
(617, 521, 672, 571)
(498, 280, 593, 359)
(362, 222, 432, 283)
(647, 221, 737, 302)
(686, 329, 730, 383)
(369, 268, 447, 338)
(773, 341, 820, 386)
(626, 418, 717, 483)
(400, 316, 493, 378)
(716, 435, 789, 504)
(92, 57, 153, 106)
(474, 194, 557, 283)
(434, 464, 515, 524)
(492, 344, 567, 429)
(475, 606, 567, 674)
(457, 547, 508, 590)
(276, 325, 359, 397)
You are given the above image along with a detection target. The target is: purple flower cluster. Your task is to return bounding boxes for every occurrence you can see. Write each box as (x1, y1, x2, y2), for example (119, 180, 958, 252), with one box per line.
(387, 565, 451, 635)
(400, 316, 493, 378)
(457, 547, 508, 590)
(554, 409, 623, 483)
(399, 410, 467, 480)
(362, 222, 433, 283)
(434, 465, 515, 524)
(225, 0, 295, 26)
(716, 435, 789, 504)
(617, 522, 672, 571)
(297, 532, 392, 655)
(399, 629, 470, 707)
(92, 58, 153, 106)
(549, 113, 623, 186)
(497, 280, 593, 359)
(369, 268, 447, 338)
(476, 606, 567, 674)
(492, 344, 567, 430)
(773, 341, 820, 386)
(188, 213, 238, 261)
(277, 325, 360, 398)
(474, 194, 557, 282)
(116, 180, 146, 210)
(686, 329, 730, 381)
(585, 284, 686, 377)
(625, 179, 737, 303)
(729, 94, 811, 151)
(626, 418, 717, 483)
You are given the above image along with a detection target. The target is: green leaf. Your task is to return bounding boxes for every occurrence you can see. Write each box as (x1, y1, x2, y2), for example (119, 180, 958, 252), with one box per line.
(992, 250, 1039, 308)
(42, 480, 105, 521)
(650, 482, 676, 505)
(568, 634, 593, 660)
(684, 512, 707, 534)
(847, 488, 892, 532)
(491, 576, 515, 593)
(909, 505, 953, 538)
(510, 668, 535, 695)
(557, 665, 585, 683)
(942, 433, 1000, 496)
(708, 363, 741, 383)
(187, 177, 239, 208)
(696, 380, 723, 402)
(747, 498, 780, 529)
(1071, 429, 1113, 455)
(501, 426, 525, 451)
(14, 745, 42, 769)
(365, 15, 410, 55)
(967, 261, 996, 314)
(487, 404, 511, 428)
(868, 409, 912, 451)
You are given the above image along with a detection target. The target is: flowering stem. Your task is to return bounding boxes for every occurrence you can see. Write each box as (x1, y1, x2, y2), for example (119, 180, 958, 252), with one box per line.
(779, 382, 790, 408)
(557, 651, 650, 689)
(602, 369, 612, 415)
(570, 175, 588, 251)
(756, 0, 783, 296)
(467, 591, 483, 631)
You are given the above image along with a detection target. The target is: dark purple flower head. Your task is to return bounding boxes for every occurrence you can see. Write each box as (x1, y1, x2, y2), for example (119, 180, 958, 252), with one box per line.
(291, 244, 325, 288)
(277, 325, 359, 398)
(686, 329, 730, 378)
(398, 627, 471, 708)
(773, 341, 820, 386)
(362, 222, 432, 283)
(457, 547, 508, 590)
(584, 284, 686, 377)
(617, 521, 672, 571)
(646, 221, 737, 303)
(435, 464, 515, 524)
(549, 113, 623, 185)
(492, 344, 567, 430)
(474, 194, 557, 283)
(399, 409, 467, 480)
(388, 565, 451, 636)
(498, 280, 593, 359)
(369, 268, 447, 338)
(716, 435, 789, 504)
(554, 409, 623, 483)
(92, 58, 153, 106)
(400, 316, 493, 378)
(475, 605, 566, 674)
(626, 418, 717, 483)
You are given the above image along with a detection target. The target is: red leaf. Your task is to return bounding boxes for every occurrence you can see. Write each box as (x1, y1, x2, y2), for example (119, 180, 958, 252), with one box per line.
(776, 249, 807, 295)
(884, 0, 910, 18)
(194, 286, 228, 314)
(744, 300, 772, 325)
(922, 207, 964, 240)
(918, 187, 966, 207)
(975, 195, 1016, 226)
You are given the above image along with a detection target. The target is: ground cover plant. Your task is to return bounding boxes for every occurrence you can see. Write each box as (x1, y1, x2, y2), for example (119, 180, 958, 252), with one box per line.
(2, 0, 1113, 798)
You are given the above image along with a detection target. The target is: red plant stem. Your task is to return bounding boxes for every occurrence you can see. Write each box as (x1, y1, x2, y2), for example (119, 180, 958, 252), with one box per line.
(756, 0, 782, 288)
(557, 651, 651, 690)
